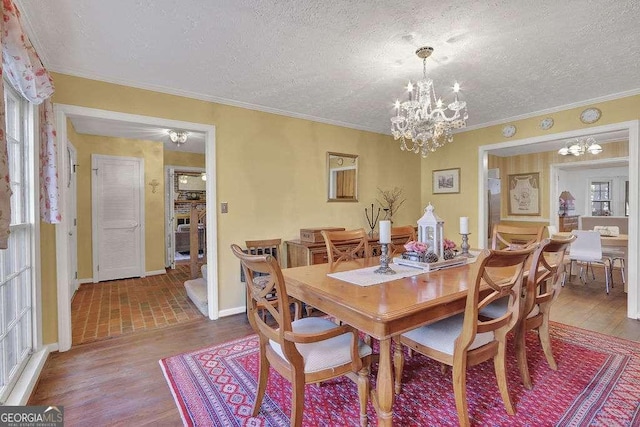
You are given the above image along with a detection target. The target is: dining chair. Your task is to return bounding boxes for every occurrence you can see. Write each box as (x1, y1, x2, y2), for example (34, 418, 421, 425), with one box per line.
(480, 235, 576, 389)
(593, 226, 626, 287)
(230, 244, 372, 427)
(566, 230, 612, 293)
(394, 247, 534, 427)
(321, 228, 371, 271)
(245, 238, 302, 321)
(491, 223, 544, 250)
(389, 225, 417, 258)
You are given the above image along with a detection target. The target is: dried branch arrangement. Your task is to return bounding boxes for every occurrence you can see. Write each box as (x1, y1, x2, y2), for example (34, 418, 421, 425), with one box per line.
(377, 187, 406, 222)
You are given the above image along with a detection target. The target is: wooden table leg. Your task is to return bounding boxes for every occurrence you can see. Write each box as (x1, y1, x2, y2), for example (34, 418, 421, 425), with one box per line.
(371, 337, 394, 426)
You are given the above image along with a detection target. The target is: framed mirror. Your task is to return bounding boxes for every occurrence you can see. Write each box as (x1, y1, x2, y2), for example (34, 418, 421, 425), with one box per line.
(327, 152, 358, 202)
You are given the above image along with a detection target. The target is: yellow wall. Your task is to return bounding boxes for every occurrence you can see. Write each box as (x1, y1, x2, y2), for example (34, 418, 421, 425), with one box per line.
(164, 150, 205, 168)
(488, 140, 629, 219)
(42, 73, 421, 344)
(421, 95, 640, 248)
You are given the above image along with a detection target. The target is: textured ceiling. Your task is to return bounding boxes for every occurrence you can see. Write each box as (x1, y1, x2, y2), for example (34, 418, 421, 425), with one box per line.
(17, 0, 640, 139)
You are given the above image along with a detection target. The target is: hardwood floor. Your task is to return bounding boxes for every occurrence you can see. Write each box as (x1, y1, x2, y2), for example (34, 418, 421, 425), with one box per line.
(29, 270, 638, 426)
(29, 316, 254, 426)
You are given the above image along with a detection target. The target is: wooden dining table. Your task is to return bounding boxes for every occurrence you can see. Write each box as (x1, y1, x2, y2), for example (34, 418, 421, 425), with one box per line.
(281, 256, 481, 426)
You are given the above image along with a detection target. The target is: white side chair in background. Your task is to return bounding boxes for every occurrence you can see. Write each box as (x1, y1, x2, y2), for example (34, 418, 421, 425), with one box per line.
(567, 230, 612, 294)
(593, 226, 626, 287)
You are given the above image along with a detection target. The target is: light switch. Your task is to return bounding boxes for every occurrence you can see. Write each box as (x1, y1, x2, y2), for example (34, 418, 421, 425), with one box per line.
(221, 202, 228, 213)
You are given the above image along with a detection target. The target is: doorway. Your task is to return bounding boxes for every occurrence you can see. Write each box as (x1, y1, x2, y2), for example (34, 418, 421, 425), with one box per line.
(54, 104, 218, 352)
(477, 120, 639, 320)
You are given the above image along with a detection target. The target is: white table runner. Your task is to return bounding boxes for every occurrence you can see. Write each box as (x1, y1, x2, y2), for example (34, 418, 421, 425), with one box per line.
(327, 263, 427, 287)
(327, 252, 482, 287)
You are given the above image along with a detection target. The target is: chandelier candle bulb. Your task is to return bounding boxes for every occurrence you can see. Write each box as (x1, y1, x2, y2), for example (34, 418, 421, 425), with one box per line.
(459, 217, 469, 234)
(379, 220, 391, 243)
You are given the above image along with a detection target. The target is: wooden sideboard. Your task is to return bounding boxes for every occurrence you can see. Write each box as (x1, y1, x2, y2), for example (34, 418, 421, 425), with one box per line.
(285, 235, 407, 268)
(558, 215, 579, 232)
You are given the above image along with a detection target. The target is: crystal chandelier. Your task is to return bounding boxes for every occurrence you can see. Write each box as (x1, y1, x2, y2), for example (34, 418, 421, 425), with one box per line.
(390, 46, 468, 158)
(168, 129, 188, 146)
(557, 137, 602, 156)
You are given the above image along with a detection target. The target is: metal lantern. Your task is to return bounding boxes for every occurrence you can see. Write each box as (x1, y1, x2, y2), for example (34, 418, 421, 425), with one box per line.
(417, 203, 444, 259)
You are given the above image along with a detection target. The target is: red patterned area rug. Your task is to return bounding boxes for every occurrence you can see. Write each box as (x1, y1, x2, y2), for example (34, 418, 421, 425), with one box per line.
(159, 323, 640, 426)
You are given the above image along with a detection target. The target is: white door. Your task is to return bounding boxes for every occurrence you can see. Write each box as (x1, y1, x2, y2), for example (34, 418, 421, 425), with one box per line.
(66, 142, 79, 296)
(92, 154, 144, 282)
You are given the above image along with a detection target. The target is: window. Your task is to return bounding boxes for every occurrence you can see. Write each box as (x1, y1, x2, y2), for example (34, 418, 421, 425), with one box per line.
(0, 84, 36, 402)
(590, 181, 611, 216)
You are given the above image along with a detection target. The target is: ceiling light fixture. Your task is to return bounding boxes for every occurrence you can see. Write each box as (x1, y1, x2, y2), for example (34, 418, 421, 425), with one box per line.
(168, 129, 188, 146)
(390, 46, 468, 158)
(557, 137, 602, 156)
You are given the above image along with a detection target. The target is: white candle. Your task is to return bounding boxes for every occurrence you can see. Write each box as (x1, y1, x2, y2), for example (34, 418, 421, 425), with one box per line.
(379, 220, 391, 244)
(459, 217, 469, 235)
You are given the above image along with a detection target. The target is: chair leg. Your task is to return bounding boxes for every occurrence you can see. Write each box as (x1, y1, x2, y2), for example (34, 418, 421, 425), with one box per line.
(393, 339, 404, 395)
(452, 357, 470, 427)
(619, 258, 626, 285)
(538, 317, 557, 370)
(515, 327, 532, 390)
(290, 372, 305, 427)
(357, 365, 370, 427)
(605, 262, 611, 294)
(494, 340, 515, 415)
(252, 344, 270, 417)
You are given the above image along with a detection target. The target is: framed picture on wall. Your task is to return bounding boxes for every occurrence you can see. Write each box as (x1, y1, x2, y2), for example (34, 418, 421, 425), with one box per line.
(508, 172, 540, 216)
(432, 168, 460, 194)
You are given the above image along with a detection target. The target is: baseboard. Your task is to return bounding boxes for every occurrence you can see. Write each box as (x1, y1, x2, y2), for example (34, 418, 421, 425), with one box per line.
(79, 278, 94, 285)
(4, 344, 56, 405)
(218, 306, 246, 317)
(145, 269, 166, 277)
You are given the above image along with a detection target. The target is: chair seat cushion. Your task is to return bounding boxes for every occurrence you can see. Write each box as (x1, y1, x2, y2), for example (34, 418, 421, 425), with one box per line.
(402, 313, 494, 355)
(270, 317, 372, 373)
(480, 296, 539, 320)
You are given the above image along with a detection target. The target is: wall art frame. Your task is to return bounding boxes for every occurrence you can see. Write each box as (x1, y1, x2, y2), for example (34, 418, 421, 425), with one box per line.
(508, 172, 540, 216)
(432, 168, 460, 194)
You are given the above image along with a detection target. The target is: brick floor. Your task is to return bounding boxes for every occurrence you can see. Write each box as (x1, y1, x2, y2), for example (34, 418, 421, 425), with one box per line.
(71, 263, 203, 345)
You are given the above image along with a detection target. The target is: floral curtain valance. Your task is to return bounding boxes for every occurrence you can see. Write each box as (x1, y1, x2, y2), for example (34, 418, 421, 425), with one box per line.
(0, 0, 58, 249)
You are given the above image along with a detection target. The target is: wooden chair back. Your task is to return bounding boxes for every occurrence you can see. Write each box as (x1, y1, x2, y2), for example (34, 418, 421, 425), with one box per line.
(321, 228, 370, 271)
(525, 235, 576, 318)
(462, 247, 534, 350)
(389, 225, 417, 258)
(491, 224, 544, 250)
(245, 238, 282, 265)
(231, 244, 293, 344)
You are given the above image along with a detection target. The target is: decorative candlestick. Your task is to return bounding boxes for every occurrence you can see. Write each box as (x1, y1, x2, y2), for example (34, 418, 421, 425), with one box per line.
(365, 203, 381, 238)
(459, 233, 473, 258)
(374, 242, 396, 274)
